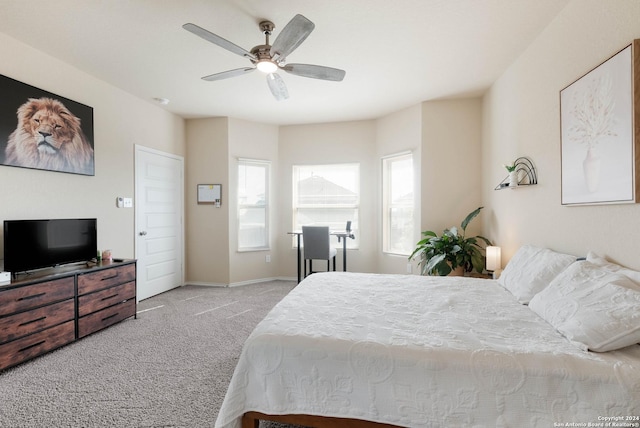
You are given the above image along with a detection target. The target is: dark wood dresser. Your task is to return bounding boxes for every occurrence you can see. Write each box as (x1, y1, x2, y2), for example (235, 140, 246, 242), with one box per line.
(0, 259, 136, 372)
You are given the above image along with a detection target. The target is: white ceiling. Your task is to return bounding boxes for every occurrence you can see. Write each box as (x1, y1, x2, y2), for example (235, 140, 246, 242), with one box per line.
(0, 0, 569, 126)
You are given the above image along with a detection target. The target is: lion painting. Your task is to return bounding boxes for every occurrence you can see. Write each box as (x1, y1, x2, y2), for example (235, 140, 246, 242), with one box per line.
(4, 97, 94, 175)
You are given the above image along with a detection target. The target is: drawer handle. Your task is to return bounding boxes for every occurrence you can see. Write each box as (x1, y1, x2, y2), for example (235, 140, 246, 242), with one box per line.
(101, 293, 119, 302)
(19, 340, 46, 353)
(17, 292, 46, 302)
(18, 316, 46, 327)
(102, 313, 119, 322)
(101, 273, 119, 281)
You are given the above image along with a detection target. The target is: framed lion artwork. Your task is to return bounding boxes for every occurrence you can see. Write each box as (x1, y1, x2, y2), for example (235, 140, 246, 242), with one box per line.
(0, 74, 94, 176)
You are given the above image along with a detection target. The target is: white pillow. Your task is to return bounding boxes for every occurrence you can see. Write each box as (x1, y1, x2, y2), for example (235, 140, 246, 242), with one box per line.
(529, 260, 640, 352)
(586, 251, 640, 283)
(498, 245, 576, 304)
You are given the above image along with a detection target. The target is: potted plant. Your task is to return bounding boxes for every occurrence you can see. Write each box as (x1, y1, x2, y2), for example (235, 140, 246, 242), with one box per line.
(409, 207, 493, 276)
(504, 162, 518, 187)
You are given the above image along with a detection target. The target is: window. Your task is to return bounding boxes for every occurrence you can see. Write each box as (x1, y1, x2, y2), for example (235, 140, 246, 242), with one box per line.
(292, 163, 359, 248)
(382, 152, 414, 255)
(237, 159, 269, 251)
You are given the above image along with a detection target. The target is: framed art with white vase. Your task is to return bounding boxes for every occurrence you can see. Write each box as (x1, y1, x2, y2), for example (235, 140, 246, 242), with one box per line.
(560, 40, 640, 205)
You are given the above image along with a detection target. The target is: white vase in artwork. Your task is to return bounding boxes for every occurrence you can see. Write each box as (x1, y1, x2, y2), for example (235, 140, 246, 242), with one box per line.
(583, 147, 601, 193)
(509, 171, 518, 187)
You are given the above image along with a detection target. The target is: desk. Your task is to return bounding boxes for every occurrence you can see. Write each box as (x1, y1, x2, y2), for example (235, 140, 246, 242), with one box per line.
(288, 231, 356, 283)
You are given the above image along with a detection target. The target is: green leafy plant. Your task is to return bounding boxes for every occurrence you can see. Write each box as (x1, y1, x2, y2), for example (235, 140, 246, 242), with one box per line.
(504, 162, 516, 172)
(409, 207, 493, 276)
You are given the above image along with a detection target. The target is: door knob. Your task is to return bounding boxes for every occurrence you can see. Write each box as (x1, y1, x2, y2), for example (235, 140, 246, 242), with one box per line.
(139, 231, 147, 236)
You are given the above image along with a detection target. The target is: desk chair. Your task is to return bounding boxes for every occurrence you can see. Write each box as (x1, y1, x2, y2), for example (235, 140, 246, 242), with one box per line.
(302, 226, 337, 278)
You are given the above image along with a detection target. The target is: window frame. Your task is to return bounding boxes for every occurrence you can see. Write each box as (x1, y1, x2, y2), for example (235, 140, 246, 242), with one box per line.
(382, 151, 414, 256)
(237, 158, 270, 252)
(292, 162, 360, 249)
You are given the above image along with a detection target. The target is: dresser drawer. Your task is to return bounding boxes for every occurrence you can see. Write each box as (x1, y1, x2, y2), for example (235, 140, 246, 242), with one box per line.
(0, 299, 75, 344)
(78, 299, 136, 338)
(0, 277, 75, 317)
(78, 281, 136, 317)
(0, 320, 75, 371)
(77, 263, 136, 295)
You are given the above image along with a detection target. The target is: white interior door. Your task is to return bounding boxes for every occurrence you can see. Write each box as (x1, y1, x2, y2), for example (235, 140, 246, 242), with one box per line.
(135, 145, 184, 301)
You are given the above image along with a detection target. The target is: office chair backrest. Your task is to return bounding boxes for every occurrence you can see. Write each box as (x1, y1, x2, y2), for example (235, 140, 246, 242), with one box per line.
(302, 226, 331, 260)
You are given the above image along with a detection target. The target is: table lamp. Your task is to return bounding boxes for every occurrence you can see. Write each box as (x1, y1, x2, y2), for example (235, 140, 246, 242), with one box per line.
(486, 246, 502, 279)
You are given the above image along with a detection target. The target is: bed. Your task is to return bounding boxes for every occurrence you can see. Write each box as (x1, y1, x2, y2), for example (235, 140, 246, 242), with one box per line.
(215, 246, 640, 428)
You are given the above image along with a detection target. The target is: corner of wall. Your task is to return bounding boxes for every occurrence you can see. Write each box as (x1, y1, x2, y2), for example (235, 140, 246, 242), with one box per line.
(421, 98, 483, 233)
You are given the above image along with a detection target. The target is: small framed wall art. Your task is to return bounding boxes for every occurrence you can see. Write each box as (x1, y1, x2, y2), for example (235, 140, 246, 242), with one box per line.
(197, 184, 222, 207)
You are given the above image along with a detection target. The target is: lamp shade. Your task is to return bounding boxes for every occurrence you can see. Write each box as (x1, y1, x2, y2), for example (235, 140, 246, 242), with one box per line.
(486, 246, 501, 271)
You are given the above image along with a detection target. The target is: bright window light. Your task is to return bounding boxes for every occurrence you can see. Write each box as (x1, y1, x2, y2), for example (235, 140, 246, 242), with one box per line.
(382, 152, 414, 255)
(238, 159, 270, 251)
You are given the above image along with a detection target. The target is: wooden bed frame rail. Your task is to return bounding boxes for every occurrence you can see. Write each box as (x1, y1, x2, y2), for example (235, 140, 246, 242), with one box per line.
(242, 411, 404, 428)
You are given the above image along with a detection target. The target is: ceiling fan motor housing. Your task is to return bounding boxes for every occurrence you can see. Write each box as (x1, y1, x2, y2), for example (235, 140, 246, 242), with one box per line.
(251, 44, 281, 72)
(251, 45, 274, 62)
(252, 20, 282, 68)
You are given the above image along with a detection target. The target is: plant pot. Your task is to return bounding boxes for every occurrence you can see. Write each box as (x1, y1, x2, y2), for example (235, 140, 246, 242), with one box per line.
(509, 171, 518, 187)
(449, 265, 464, 276)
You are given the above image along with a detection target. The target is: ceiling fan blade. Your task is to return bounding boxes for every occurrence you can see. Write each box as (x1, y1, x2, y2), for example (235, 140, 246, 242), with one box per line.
(202, 67, 255, 81)
(270, 14, 315, 60)
(183, 23, 256, 60)
(282, 63, 346, 81)
(266, 73, 289, 101)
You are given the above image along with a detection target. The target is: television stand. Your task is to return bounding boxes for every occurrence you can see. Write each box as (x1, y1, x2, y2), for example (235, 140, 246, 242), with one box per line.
(0, 259, 136, 372)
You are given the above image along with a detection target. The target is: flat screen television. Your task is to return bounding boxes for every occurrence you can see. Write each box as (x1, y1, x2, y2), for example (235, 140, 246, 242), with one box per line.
(3, 218, 97, 273)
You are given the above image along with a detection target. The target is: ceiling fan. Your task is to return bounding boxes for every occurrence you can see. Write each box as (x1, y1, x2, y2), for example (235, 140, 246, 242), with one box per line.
(182, 14, 346, 101)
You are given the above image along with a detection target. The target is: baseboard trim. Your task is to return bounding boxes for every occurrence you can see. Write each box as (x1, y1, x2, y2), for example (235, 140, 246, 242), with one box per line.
(184, 277, 296, 288)
(228, 277, 296, 287)
(183, 281, 227, 288)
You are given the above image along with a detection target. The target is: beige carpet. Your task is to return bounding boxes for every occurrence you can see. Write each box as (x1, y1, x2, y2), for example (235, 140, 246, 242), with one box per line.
(0, 281, 297, 428)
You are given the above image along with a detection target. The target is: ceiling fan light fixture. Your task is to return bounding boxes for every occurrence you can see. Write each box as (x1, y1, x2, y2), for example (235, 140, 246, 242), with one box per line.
(256, 59, 278, 74)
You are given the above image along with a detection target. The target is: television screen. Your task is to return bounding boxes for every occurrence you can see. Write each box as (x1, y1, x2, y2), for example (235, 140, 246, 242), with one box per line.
(3, 218, 97, 273)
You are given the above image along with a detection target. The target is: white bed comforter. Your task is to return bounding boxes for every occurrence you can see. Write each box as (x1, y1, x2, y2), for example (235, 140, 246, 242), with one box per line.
(215, 272, 640, 428)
